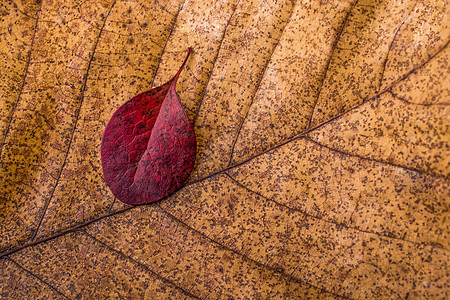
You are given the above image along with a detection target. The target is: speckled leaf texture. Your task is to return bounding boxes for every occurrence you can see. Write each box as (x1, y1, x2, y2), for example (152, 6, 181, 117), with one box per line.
(0, 0, 448, 299)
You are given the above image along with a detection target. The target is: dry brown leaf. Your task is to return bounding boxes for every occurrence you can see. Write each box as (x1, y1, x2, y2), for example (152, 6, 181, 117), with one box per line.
(0, 0, 449, 299)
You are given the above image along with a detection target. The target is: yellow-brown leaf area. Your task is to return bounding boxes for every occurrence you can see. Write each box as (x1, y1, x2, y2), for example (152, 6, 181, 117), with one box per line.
(192, 0, 296, 179)
(0, 258, 65, 299)
(231, 0, 354, 164)
(0, 0, 41, 249)
(0, 0, 40, 139)
(9, 232, 195, 299)
(162, 174, 447, 298)
(309, 48, 450, 177)
(309, 0, 449, 127)
(0, 0, 449, 298)
(85, 206, 329, 299)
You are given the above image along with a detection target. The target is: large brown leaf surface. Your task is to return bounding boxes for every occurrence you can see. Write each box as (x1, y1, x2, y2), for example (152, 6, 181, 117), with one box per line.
(0, 0, 449, 298)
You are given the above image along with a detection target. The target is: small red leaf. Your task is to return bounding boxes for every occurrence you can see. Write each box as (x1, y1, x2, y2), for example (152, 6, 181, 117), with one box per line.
(101, 48, 196, 205)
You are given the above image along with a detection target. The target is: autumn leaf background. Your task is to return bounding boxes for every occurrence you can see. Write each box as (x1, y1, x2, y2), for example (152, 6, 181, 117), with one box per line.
(0, 0, 449, 298)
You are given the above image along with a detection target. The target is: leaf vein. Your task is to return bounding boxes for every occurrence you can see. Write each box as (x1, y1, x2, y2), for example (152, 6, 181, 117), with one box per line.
(306, 0, 358, 129)
(189, 39, 450, 185)
(150, 3, 185, 88)
(30, 0, 119, 242)
(192, 1, 240, 125)
(225, 171, 447, 249)
(82, 231, 199, 299)
(378, 3, 416, 89)
(228, 0, 298, 166)
(305, 136, 448, 180)
(156, 204, 350, 299)
(5, 257, 69, 299)
(0, 1, 43, 162)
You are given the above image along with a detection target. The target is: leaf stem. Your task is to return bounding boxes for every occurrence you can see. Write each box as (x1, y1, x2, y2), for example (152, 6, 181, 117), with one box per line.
(172, 47, 192, 81)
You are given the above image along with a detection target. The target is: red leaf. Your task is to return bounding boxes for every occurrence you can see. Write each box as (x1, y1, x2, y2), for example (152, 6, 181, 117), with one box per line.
(101, 48, 196, 205)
